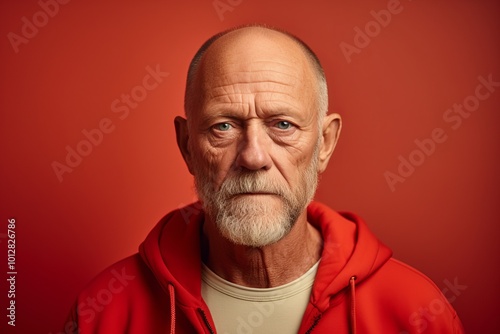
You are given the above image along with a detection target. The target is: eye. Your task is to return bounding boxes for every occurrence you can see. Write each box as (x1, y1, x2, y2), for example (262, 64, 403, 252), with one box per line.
(214, 123, 232, 131)
(275, 121, 293, 130)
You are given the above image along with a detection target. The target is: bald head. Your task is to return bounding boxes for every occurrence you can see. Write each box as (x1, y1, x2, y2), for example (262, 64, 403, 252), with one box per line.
(184, 25, 328, 123)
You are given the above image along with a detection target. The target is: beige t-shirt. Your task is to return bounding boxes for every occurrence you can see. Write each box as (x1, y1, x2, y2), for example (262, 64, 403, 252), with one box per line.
(201, 261, 319, 334)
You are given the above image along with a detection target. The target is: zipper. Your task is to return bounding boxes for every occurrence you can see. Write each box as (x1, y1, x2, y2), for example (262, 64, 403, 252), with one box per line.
(305, 314, 322, 334)
(198, 308, 215, 334)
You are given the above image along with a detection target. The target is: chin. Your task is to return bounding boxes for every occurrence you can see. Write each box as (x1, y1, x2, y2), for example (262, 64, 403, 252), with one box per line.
(217, 210, 294, 248)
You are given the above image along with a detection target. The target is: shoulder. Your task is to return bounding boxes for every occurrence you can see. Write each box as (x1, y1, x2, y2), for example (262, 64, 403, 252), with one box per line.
(67, 254, 169, 332)
(363, 258, 453, 307)
(358, 258, 464, 333)
(78, 254, 152, 298)
(377, 258, 445, 291)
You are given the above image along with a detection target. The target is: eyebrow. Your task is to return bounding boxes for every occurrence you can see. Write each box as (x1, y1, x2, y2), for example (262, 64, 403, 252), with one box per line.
(199, 102, 307, 126)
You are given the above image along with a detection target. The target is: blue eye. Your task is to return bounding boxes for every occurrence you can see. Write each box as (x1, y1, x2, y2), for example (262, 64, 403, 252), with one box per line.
(214, 123, 232, 131)
(275, 121, 292, 130)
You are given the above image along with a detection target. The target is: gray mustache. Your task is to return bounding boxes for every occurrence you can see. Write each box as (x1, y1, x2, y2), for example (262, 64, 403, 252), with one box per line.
(218, 174, 287, 197)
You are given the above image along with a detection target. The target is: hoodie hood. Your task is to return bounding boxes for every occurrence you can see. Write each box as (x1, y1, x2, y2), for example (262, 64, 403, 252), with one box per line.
(139, 206, 213, 333)
(307, 202, 392, 311)
(139, 201, 392, 333)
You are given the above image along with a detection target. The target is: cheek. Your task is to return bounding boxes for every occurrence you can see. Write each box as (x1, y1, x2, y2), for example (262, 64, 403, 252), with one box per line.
(274, 140, 313, 167)
(192, 139, 235, 185)
(272, 142, 317, 185)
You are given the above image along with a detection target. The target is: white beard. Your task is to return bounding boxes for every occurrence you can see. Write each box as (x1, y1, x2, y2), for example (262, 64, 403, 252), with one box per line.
(192, 143, 320, 247)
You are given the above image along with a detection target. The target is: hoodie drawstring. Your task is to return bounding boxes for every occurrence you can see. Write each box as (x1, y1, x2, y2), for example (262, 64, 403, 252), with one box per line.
(168, 283, 176, 334)
(349, 276, 357, 334)
(306, 276, 358, 334)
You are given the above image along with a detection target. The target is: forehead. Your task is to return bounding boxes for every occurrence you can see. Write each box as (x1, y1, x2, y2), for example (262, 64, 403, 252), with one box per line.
(193, 28, 317, 115)
(201, 28, 312, 80)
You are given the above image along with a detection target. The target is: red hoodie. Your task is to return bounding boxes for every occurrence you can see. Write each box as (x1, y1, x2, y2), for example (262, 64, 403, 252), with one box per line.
(66, 202, 464, 333)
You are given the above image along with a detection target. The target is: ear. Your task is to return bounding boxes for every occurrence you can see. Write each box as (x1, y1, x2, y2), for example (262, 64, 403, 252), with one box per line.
(317, 113, 342, 174)
(174, 116, 194, 175)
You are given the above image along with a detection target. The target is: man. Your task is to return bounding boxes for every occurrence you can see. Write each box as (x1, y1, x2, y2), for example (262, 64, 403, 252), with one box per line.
(66, 25, 464, 333)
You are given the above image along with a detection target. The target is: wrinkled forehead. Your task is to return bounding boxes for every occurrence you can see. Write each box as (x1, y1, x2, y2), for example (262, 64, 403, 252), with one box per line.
(196, 28, 315, 90)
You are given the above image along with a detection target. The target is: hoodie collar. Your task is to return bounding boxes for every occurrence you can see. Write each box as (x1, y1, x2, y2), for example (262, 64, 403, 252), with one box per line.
(307, 202, 392, 312)
(139, 207, 206, 308)
(140, 201, 392, 312)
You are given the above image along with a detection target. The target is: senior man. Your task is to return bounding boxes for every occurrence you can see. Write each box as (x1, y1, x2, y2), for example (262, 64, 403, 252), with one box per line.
(66, 25, 464, 334)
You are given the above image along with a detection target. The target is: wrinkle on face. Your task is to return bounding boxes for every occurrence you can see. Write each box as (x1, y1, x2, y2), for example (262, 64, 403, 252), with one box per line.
(188, 27, 321, 194)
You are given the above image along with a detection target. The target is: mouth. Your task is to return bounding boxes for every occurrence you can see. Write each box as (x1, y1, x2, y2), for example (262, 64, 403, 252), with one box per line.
(232, 192, 278, 197)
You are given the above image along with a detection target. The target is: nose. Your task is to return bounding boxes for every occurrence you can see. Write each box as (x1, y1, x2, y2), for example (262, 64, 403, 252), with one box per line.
(234, 123, 273, 171)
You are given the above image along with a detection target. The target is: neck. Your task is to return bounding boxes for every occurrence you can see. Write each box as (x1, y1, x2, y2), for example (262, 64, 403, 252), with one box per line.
(202, 210, 323, 288)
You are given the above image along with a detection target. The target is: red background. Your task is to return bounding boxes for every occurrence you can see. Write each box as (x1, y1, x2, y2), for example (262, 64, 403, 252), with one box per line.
(1, 0, 499, 333)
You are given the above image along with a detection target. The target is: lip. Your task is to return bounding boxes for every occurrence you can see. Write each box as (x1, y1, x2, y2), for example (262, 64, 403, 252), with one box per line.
(233, 192, 277, 197)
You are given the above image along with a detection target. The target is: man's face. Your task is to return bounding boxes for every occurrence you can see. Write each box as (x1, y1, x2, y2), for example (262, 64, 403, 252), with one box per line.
(186, 29, 323, 247)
